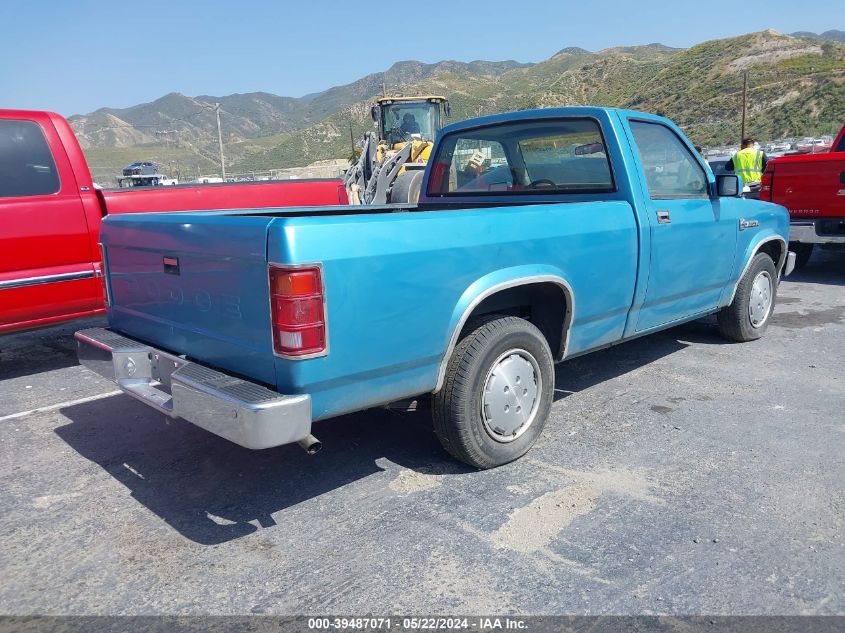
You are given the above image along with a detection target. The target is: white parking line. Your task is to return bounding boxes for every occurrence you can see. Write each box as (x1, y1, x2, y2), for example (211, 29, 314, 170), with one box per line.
(0, 390, 123, 422)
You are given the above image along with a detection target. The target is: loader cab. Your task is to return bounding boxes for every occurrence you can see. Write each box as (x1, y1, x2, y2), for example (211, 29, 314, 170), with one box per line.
(371, 96, 450, 147)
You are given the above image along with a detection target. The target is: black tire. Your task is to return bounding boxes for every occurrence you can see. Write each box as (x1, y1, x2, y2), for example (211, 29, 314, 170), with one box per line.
(432, 315, 554, 469)
(717, 252, 777, 342)
(389, 169, 424, 204)
(790, 242, 813, 270)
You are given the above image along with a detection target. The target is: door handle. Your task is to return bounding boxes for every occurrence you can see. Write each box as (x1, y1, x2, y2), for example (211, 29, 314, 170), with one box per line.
(656, 210, 671, 224)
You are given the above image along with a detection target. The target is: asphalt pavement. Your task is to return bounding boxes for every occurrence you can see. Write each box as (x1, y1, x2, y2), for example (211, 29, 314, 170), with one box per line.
(0, 251, 843, 616)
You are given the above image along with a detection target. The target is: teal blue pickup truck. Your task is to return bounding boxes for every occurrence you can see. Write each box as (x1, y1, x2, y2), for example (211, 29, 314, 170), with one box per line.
(76, 107, 794, 469)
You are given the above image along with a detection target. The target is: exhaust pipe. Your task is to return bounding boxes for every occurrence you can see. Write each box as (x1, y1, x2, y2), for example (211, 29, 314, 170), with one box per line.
(297, 434, 322, 455)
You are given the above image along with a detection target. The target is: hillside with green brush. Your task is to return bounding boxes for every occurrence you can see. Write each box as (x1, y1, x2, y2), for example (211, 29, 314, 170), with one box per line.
(75, 30, 845, 183)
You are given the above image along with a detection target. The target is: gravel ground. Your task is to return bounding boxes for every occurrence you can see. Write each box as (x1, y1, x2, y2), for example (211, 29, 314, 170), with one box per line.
(0, 250, 842, 616)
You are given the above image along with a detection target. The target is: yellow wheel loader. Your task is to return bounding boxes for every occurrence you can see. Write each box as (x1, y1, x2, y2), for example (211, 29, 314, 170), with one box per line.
(344, 96, 450, 204)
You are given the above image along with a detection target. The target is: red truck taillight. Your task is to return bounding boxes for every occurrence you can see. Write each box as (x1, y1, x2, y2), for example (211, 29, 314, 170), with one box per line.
(427, 161, 449, 194)
(760, 167, 773, 202)
(269, 265, 327, 357)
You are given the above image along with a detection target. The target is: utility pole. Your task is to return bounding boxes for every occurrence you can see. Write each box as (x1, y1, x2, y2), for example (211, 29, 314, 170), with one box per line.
(740, 71, 748, 145)
(214, 103, 226, 180)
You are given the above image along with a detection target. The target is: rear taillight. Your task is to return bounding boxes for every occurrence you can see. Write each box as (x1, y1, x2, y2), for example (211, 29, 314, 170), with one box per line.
(760, 168, 773, 202)
(269, 265, 326, 357)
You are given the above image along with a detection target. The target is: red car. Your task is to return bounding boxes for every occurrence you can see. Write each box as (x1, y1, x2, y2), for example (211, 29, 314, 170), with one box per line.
(0, 109, 348, 335)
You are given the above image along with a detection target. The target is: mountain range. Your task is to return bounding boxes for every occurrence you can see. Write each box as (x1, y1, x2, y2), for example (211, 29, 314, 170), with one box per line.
(70, 29, 845, 182)
(790, 29, 845, 42)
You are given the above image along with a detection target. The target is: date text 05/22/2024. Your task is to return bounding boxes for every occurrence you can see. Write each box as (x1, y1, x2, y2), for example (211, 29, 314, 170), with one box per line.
(307, 617, 528, 630)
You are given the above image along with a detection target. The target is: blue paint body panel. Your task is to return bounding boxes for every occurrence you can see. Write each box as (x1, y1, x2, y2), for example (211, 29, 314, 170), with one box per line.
(98, 107, 791, 424)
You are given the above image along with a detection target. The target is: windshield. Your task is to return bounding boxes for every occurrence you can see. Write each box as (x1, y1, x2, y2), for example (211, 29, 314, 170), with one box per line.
(380, 102, 440, 144)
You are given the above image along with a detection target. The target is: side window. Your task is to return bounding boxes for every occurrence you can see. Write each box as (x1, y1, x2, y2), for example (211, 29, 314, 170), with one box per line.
(0, 120, 61, 198)
(629, 120, 707, 199)
(427, 118, 615, 196)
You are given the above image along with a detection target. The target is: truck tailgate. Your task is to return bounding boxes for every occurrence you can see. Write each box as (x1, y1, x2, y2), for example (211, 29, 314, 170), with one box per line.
(101, 212, 277, 386)
(771, 155, 845, 219)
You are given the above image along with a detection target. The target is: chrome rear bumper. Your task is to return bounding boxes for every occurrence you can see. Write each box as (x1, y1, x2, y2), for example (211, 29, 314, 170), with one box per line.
(75, 327, 313, 450)
(790, 220, 845, 245)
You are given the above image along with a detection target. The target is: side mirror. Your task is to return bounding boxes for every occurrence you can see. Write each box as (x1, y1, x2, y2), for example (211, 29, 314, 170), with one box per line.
(716, 174, 740, 197)
(370, 105, 380, 122)
(443, 101, 451, 118)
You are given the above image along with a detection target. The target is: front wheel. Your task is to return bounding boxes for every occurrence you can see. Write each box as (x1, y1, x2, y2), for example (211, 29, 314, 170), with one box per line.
(717, 252, 777, 342)
(432, 315, 554, 469)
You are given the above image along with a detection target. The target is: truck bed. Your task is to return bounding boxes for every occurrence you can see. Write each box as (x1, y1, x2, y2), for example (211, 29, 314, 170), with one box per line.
(101, 178, 348, 214)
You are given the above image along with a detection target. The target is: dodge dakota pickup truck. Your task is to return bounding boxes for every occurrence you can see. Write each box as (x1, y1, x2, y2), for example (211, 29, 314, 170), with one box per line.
(76, 107, 794, 469)
(760, 123, 845, 269)
(0, 108, 347, 335)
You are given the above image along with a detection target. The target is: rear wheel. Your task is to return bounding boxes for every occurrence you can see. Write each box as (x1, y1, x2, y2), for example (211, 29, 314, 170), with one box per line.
(432, 316, 554, 469)
(717, 252, 777, 342)
(790, 242, 814, 270)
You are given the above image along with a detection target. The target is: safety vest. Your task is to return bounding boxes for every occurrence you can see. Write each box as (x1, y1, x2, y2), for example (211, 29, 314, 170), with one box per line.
(733, 147, 764, 183)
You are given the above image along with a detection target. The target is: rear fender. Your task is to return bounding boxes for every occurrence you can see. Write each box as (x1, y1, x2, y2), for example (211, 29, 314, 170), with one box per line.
(433, 265, 575, 392)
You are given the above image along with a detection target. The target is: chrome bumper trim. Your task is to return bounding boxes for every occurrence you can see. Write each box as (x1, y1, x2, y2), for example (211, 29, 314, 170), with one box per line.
(75, 327, 312, 450)
(789, 221, 845, 245)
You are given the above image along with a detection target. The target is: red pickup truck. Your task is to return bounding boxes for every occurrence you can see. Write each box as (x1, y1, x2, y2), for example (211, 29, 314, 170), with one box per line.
(761, 124, 845, 269)
(0, 109, 347, 334)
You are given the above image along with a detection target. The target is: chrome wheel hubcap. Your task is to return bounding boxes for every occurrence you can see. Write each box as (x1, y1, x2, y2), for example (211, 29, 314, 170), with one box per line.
(749, 271, 773, 327)
(481, 349, 541, 443)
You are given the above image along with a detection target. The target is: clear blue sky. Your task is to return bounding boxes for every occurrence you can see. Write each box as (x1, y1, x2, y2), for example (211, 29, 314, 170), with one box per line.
(1, 0, 841, 116)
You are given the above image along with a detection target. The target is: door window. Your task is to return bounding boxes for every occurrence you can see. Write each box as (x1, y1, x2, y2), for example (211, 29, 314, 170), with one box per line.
(0, 120, 61, 197)
(629, 120, 707, 199)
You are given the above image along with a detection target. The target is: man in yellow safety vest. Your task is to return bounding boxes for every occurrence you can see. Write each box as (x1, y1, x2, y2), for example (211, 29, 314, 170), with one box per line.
(728, 137, 768, 185)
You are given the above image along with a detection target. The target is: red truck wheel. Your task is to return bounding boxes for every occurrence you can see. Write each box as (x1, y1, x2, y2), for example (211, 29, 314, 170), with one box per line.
(790, 243, 814, 271)
(432, 315, 554, 469)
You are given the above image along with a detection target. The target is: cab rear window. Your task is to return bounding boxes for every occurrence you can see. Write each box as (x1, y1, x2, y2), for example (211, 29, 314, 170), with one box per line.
(0, 120, 60, 198)
(426, 118, 614, 197)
